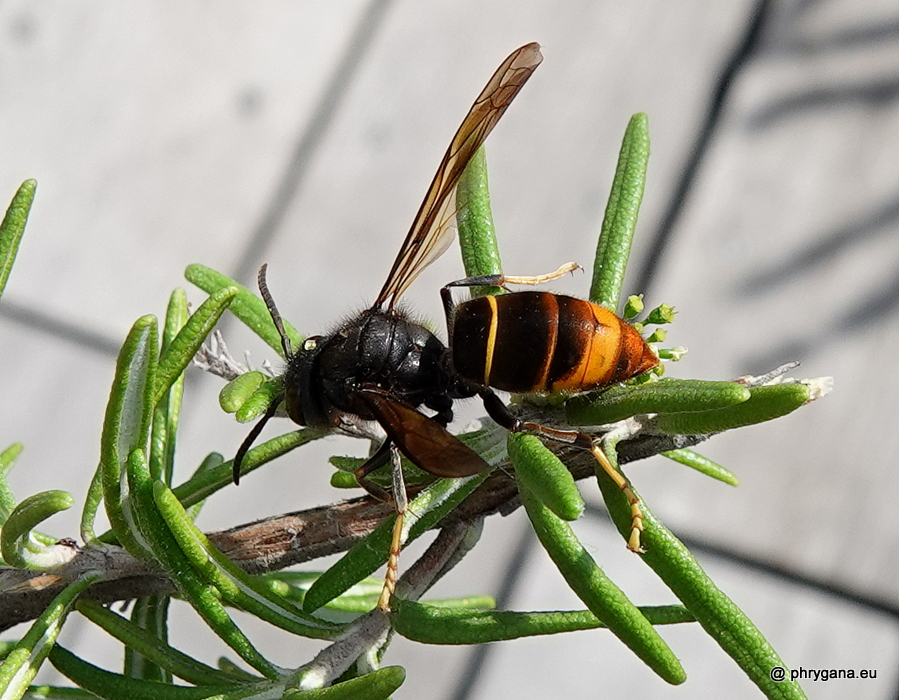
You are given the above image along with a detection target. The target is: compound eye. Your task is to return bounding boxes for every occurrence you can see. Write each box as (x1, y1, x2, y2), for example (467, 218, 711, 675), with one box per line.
(283, 382, 305, 425)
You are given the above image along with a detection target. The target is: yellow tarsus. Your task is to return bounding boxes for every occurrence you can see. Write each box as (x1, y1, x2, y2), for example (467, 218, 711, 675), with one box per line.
(590, 444, 645, 553)
(502, 261, 580, 286)
(378, 510, 405, 612)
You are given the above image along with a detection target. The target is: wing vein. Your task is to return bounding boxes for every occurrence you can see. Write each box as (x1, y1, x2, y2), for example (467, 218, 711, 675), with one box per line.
(374, 43, 543, 309)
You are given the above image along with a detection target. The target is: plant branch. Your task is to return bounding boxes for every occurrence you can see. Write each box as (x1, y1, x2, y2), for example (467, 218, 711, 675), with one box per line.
(0, 427, 703, 632)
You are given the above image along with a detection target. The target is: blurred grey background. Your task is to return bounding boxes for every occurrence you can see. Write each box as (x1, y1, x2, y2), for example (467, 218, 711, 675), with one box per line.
(1, 1, 898, 698)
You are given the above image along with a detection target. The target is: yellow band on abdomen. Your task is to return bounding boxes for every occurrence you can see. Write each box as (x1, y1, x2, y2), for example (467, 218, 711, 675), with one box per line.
(483, 295, 498, 385)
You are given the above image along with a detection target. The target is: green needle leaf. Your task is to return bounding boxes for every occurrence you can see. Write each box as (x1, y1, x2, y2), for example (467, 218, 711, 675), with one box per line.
(590, 114, 650, 308)
(152, 479, 342, 640)
(0, 572, 100, 700)
(566, 378, 751, 426)
(154, 286, 239, 406)
(518, 475, 685, 684)
(151, 289, 190, 484)
(653, 383, 810, 435)
(329, 471, 359, 489)
(124, 596, 172, 683)
(0, 180, 36, 303)
(284, 666, 405, 700)
(662, 448, 739, 486)
(646, 512, 805, 698)
(80, 468, 104, 543)
(77, 600, 254, 687)
(456, 147, 504, 296)
(234, 378, 284, 423)
(125, 449, 279, 679)
(184, 264, 301, 357)
(219, 372, 266, 414)
(48, 646, 242, 700)
(0, 444, 23, 524)
(0, 443, 23, 477)
(508, 433, 584, 521)
(99, 315, 158, 557)
(1, 490, 74, 569)
(162, 289, 190, 351)
(593, 446, 805, 698)
(393, 599, 694, 644)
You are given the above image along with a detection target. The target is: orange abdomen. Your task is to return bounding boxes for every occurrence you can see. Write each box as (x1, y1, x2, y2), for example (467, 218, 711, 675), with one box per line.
(450, 291, 658, 393)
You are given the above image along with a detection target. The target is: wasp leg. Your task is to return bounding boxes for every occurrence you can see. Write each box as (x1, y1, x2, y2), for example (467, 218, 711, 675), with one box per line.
(588, 442, 644, 553)
(424, 392, 454, 427)
(499, 262, 580, 286)
(352, 442, 408, 612)
(443, 262, 579, 292)
(439, 263, 580, 334)
(479, 390, 644, 553)
(353, 439, 394, 504)
(380, 448, 407, 612)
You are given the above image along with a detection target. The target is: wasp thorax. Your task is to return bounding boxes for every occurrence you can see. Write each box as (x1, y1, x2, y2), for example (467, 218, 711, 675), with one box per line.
(282, 312, 452, 430)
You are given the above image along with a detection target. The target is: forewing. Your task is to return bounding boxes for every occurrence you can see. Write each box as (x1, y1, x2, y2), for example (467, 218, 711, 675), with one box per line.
(358, 388, 490, 478)
(375, 42, 543, 309)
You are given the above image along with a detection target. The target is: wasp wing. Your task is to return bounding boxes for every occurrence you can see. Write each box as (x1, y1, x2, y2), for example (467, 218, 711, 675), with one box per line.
(374, 42, 543, 310)
(357, 387, 490, 478)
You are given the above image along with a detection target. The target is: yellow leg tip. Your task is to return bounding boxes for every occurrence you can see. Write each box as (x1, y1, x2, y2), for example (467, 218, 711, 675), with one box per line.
(627, 503, 645, 552)
(377, 511, 404, 613)
(627, 531, 646, 553)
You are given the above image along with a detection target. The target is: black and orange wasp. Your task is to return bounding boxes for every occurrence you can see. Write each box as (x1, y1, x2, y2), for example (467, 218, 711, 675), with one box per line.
(233, 43, 657, 610)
